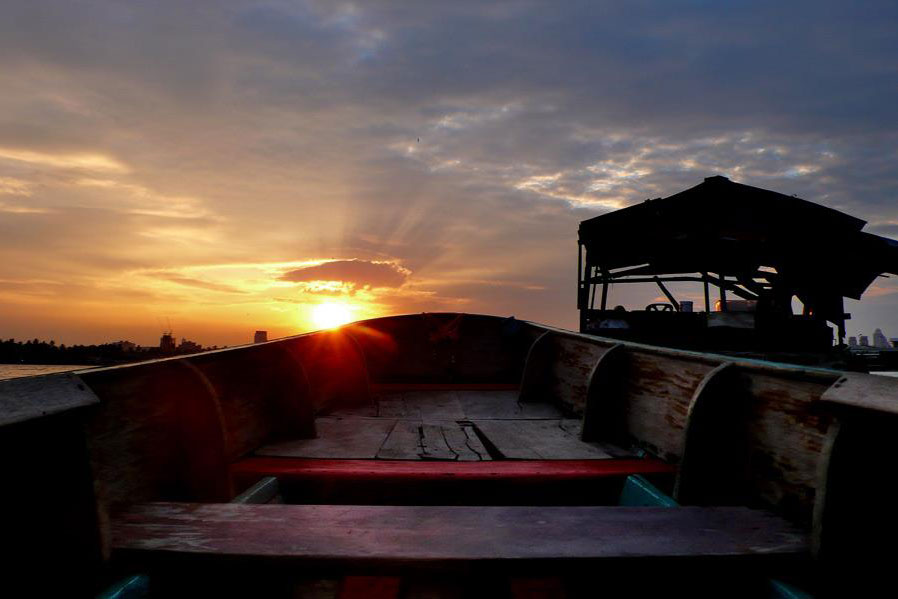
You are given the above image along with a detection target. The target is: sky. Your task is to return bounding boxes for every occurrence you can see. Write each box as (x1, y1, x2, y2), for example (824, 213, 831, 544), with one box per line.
(1, 1, 897, 347)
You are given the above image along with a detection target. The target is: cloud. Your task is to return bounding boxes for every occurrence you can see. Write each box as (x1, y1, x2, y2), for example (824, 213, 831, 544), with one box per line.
(144, 271, 248, 294)
(0, 146, 127, 172)
(2, 1, 898, 344)
(0, 176, 32, 196)
(280, 259, 410, 289)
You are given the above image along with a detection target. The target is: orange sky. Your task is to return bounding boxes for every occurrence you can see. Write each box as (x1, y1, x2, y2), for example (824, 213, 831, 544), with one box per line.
(3, 2, 898, 347)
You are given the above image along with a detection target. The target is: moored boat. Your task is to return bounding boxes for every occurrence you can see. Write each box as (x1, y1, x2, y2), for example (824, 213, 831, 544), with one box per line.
(2, 312, 896, 597)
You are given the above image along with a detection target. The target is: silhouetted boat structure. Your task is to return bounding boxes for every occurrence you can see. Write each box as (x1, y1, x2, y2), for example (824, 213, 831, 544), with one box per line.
(4, 311, 898, 597)
(578, 176, 898, 360)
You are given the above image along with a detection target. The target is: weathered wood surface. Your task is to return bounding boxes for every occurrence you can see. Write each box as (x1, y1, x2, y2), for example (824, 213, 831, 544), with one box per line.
(457, 390, 561, 419)
(375, 420, 421, 460)
(674, 363, 747, 505)
(820, 372, 898, 415)
(741, 372, 834, 527)
(375, 391, 465, 420)
(374, 389, 560, 420)
(519, 332, 612, 415)
(81, 360, 233, 509)
(257, 418, 396, 459)
(182, 344, 314, 461)
(619, 352, 716, 462)
(581, 343, 626, 442)
(471, 420, 612, 459)
(375, 421, 489, 461)
(0, 372, 99, 426)
(516, 325, 843, 527)
(443, 422, 491, 461)
(112, 503, 807, 567)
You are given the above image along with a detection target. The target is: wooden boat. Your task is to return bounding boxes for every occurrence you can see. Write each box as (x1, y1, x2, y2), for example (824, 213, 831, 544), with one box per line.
(3, 312, 896, 597)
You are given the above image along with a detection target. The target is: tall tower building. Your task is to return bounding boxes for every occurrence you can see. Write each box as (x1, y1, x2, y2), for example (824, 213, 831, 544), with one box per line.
(254, 330, 268, 344)
(160, 332, 176, 352)
(873, 328, 889, 348)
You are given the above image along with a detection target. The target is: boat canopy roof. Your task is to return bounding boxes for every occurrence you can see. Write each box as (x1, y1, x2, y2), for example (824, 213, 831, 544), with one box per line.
(578, 176, 898, 305)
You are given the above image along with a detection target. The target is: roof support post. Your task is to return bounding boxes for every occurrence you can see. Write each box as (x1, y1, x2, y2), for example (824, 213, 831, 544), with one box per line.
(702, 272, 711, 313)
(717, 273, 728, 312)
(577, 243, 588, 332)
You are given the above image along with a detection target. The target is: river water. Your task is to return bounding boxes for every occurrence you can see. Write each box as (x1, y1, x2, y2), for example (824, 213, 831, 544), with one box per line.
(0, 364, 92, 380)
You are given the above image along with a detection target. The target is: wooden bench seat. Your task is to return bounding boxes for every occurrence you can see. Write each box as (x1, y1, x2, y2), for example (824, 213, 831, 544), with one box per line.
(112, 503, 806, 572)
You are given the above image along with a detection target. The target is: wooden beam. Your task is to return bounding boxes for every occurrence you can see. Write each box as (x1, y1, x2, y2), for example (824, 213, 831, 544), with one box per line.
(717, 273, 728, 311)
(518, 331, 554, 403)
(810, 413, 898, 593)
(600, 270, 609, 311)
(674, 363, 750, 505)
(581, 344, 627, 442)
(820, 372, 898, 417)
(702, 272, 711, 312)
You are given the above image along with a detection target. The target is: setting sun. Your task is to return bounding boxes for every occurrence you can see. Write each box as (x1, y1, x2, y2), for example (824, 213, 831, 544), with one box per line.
(311, 302, 354, 330)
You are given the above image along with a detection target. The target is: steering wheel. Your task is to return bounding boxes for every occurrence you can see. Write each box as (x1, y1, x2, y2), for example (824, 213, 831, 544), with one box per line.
(646, 303, 674, 312)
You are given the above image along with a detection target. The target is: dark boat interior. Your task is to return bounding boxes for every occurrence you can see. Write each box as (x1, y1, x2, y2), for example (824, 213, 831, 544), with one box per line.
(7, 312, 898, 597)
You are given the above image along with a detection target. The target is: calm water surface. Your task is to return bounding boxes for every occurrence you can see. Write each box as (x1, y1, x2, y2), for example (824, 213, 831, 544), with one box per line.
(0, 364, 92, 380)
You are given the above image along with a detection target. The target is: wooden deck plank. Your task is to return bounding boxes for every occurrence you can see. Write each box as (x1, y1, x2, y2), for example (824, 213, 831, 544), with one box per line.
(257, 418, 396, 459)
(419, 423, 456, 460)
(112, 503, 807, 567)
(457, 390, 562, 419)
(376, 393, 410, 418)
(442, 422, 490, 461)
(376, 420, 421, 460)
(405, 391, 466, 420)
(472, 420, 612, 460)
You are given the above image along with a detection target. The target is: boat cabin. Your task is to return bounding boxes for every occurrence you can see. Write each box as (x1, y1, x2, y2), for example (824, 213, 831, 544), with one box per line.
(577, 176, 898, 355)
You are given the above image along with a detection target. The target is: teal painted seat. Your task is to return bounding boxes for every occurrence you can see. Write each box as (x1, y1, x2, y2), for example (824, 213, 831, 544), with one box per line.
(618, 474, 679, 507)
(96, 575, 149, 599)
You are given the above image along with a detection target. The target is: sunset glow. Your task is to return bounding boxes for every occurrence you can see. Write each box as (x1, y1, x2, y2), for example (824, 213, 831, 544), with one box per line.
(1, 2, 897, 347)
(311, 302, 354, 330)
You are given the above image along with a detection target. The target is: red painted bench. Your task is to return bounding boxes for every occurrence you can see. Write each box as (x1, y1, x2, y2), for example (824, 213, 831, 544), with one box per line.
(231, 457, 676, 490)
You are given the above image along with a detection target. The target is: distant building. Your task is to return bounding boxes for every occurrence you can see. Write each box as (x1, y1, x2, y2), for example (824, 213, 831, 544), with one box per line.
(178, 338, 202, 353)
(859, 335, 870, 347)
(160, 332, 176, 352)
(873, 328, 890, 349)
(111, 340, 137, 351)
(254, 330, 268, 344)
(848, 336, 858, 347)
